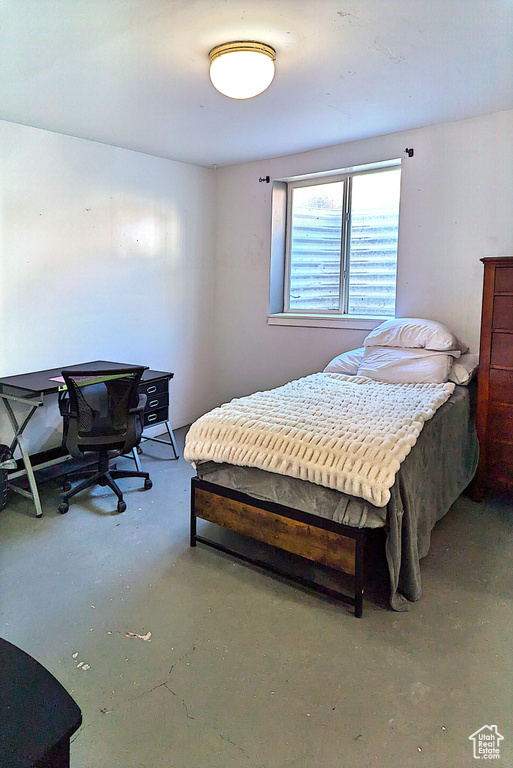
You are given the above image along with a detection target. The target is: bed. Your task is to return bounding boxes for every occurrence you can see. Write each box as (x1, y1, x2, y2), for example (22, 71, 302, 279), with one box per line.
(185, 319, 479, 617)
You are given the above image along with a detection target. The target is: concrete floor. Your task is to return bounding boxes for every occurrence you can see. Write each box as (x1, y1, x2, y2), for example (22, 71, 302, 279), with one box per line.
(0, 428, 511, 768)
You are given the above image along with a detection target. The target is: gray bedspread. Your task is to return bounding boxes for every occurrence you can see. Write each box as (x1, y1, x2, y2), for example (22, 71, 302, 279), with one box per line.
(196, 385, 479, 611)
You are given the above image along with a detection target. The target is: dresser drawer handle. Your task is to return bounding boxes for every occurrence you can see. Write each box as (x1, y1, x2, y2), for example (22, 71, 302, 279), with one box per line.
(147, 413, 158, 422)
(149, 399, 159, 408)
(147, 385, 157, 394)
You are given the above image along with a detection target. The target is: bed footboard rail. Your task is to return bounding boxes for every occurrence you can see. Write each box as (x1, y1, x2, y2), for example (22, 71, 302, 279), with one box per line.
(190, 476, 365, 617)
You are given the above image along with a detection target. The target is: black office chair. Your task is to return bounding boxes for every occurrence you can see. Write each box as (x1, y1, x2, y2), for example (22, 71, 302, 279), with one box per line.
(58, 367, 152, 514)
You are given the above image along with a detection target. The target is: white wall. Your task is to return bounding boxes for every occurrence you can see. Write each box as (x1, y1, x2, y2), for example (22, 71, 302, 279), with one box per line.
(2, 110, 512, 452)
(212, 110, 513, 405)
(0, 121, 215, 451)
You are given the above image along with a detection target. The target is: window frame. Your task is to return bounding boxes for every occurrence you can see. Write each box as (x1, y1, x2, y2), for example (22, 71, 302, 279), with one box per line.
(274, 159, 402, 325)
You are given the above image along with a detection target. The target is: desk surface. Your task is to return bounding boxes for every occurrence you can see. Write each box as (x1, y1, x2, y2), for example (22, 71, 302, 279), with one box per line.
(0, 361, 174, 397)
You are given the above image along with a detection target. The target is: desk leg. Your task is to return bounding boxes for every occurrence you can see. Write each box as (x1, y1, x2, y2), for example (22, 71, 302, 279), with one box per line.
(141, 420, 179, 459)
(8, 405, 35, 455)
(132, 447, 142, 472)
(2, 396, 44, 518)
(164, 420, 179, 459)
(9, 433, 44, 518)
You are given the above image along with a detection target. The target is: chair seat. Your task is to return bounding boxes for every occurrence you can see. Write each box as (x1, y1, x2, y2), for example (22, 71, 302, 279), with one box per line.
(78, 413, 128, 440)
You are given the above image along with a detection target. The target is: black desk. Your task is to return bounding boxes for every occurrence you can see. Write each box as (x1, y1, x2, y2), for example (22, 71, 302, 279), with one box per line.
(0, 361, 178, 517)
(0, 638, 82, 767)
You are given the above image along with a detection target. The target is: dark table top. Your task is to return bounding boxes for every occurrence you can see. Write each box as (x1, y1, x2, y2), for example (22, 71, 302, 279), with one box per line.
(0, 361, 173, 397)
(0, 637, 82, 768)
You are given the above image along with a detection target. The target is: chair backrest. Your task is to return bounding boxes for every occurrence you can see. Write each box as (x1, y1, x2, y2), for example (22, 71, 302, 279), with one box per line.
(60, 367, 145, 457)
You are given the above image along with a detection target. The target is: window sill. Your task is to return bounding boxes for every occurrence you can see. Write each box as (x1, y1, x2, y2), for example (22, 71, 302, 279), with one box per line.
(267, 313, 386, 330)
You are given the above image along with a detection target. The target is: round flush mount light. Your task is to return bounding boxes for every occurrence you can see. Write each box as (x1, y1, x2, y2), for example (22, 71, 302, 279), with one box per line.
(209, 41, 276, 99)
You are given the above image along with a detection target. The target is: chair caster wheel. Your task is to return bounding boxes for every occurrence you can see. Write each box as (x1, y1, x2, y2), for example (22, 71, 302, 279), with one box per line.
(137, 446, 143, 455)
(144, 478, 152, 490)
(62, 482, 71, 492)
(58, 502, 69, 514)
(117, 500, 126, 513)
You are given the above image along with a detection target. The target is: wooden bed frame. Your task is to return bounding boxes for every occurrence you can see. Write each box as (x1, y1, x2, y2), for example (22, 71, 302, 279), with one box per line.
(190, 476, 367, 617)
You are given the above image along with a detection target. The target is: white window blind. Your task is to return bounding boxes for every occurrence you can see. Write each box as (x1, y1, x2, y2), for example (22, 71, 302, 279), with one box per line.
(285, 166, 401, 317)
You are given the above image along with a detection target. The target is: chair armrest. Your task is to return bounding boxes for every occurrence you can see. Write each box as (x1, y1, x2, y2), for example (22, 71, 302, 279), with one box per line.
(132, 393, 147, 413)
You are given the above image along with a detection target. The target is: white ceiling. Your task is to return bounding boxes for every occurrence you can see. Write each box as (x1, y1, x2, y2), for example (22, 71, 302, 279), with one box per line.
(1, 0, 512, 167)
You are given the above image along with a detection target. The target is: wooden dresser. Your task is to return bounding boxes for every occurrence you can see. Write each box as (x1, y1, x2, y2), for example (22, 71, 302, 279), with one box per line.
(475, 256, 513, 497)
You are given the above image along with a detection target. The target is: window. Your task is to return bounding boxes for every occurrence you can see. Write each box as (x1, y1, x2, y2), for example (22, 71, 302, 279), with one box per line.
(269, 162, 401, 326)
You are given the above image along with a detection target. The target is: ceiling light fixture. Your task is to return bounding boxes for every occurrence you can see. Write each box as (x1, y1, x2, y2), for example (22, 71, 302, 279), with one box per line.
(209, 41, 276, 99)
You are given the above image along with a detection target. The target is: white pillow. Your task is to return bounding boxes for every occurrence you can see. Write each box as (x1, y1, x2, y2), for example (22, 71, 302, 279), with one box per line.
(357, 346, 454, 384)
(364, 317, 462, 353)
(448, 353, 479, 385)
(323, 347, 364, 375)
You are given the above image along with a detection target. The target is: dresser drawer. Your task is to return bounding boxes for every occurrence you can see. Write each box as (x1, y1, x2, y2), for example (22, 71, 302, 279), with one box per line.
(487, 403, 513, 443)
(143, 405, 169, 428)
(492, 296, 513, 331)
(487, 441, 513, 491)
(494, 266, 513, 293)
(490, 333, 513, 369)
(489, 369, 513, 404)
(139, 377, 169, 398)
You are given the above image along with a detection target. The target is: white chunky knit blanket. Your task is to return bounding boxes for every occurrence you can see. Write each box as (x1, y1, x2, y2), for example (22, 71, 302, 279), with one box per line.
(184, 373, 455, 507)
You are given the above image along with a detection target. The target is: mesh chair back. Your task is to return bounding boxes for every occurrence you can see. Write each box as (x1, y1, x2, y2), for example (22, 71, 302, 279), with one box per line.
(60, 367, 145, 456)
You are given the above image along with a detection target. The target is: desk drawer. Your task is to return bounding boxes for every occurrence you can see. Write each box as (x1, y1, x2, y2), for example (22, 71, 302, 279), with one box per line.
(143, 406, 168, 428)
(144, 392, 168, 412)
(139, 377, 168, 398)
